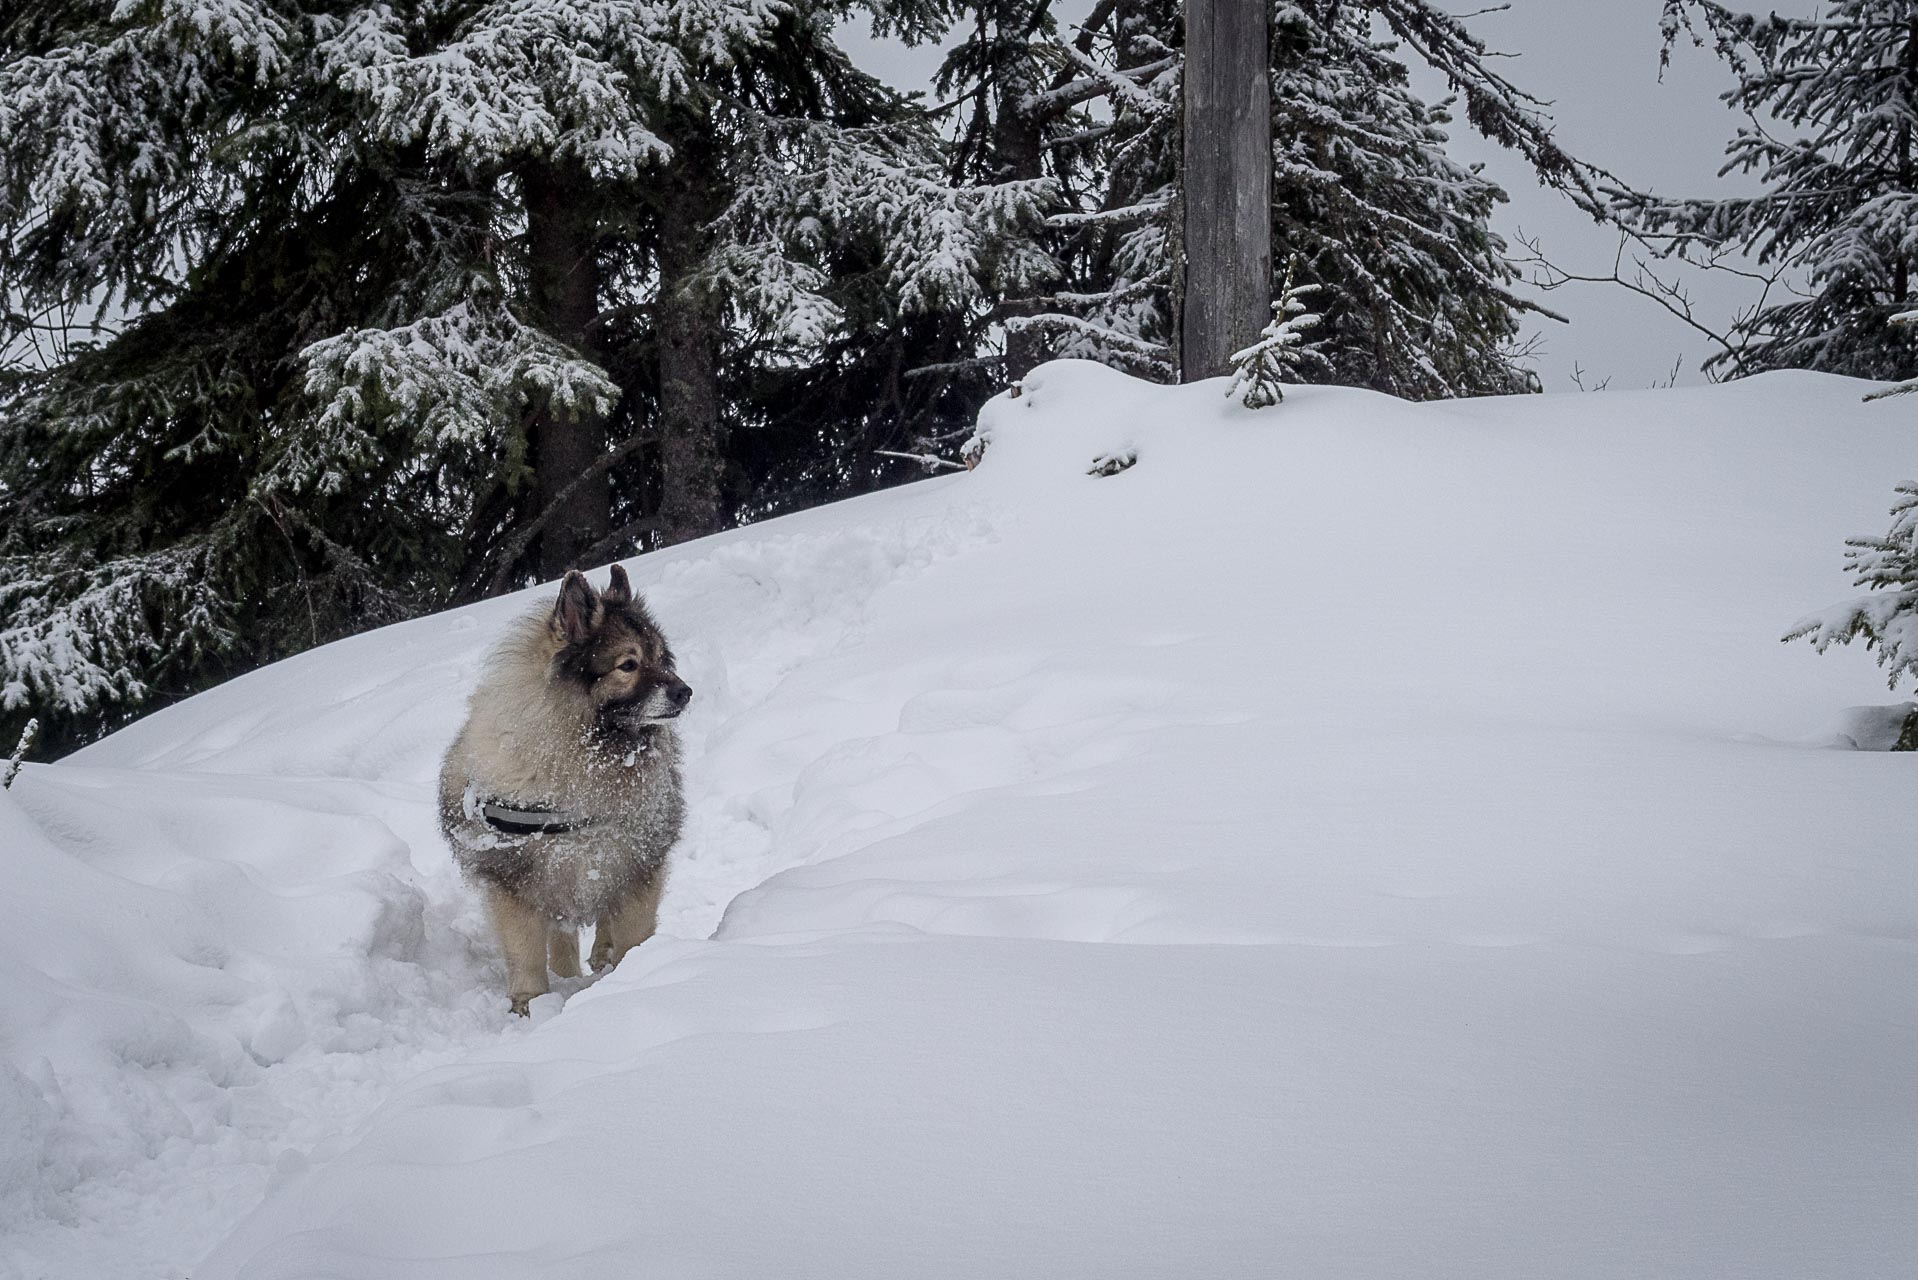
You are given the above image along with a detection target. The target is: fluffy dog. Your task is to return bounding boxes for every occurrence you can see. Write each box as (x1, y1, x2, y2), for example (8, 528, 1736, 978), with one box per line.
(439, 565, 691, 1014)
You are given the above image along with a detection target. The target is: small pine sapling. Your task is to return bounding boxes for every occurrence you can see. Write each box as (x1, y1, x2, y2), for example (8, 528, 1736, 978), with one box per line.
(1227, 263, 1326, 409)
(1784, 483, 1918, 748)
(4, 719, 37, 790)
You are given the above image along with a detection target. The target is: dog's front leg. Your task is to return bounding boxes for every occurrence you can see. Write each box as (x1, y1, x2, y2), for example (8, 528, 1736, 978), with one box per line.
(485, 883, 552, 1016)
(548, 925, 582, 979)
(593, 877, 664, 973)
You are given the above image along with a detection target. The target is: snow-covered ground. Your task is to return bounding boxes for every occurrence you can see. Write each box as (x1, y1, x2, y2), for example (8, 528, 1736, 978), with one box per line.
(3, 361, 1915, 1278)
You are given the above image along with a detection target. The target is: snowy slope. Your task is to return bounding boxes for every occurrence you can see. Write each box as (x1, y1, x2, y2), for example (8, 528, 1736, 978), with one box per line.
(3, 361, 1915, 1279)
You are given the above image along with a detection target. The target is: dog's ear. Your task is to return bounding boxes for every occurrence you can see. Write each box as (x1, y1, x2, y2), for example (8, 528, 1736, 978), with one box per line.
(553, 570, 600, 645)
(603, 563, 633, 606)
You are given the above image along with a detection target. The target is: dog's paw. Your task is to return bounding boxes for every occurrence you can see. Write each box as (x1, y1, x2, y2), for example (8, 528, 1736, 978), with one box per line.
(508, 997, 533, 1017)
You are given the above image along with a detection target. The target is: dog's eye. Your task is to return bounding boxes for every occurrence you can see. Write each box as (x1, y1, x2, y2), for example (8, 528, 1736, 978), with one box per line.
(617, 658, 640, 673)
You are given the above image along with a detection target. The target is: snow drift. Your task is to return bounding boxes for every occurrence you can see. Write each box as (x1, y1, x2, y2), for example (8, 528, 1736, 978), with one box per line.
(2, 361, 1914, 1279)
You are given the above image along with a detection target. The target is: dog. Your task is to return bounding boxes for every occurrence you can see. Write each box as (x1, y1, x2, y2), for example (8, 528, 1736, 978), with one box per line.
(438, 564, 691, 1014)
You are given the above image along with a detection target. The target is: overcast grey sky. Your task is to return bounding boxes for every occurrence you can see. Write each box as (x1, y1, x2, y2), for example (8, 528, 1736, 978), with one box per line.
(1425, 0, 1819, 391)
(841, 0, 1822, 393)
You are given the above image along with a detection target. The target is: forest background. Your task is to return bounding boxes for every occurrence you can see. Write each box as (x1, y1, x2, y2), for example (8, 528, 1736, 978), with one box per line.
(5, 0, 1913, 756)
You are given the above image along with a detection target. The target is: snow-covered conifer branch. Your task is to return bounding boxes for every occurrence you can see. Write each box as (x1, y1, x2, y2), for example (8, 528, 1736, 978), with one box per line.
(875, 449, 967, 473)
(0, 1, 299, 305)
(1005, 313, 1170, 375)
(290, 301, 619, 495)
(1024, 47, 1175, 119)
(318, 0, 786, 172)
(713, 118, 1057, 333)
(0, 543, 232, 721)
(1046, 199, 1170, 231)
(702, 246, 846, 348)
(1785, 483, 1918, 688)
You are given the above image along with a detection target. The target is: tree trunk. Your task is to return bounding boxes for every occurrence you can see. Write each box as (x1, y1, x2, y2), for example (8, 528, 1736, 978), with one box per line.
(996, 23, 1048, 383)
(654, 163, 726, 547)
(1180, 0, 1272, 381)
(523, 159, 610, 579)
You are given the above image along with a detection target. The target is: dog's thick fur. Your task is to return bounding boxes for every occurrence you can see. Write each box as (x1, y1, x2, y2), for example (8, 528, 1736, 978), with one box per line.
(439, 565, 690, 1014)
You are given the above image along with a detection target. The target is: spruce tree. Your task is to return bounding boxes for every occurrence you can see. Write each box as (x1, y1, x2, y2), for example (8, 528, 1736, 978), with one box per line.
(1635, 0, 1918, 380)
(3, 0, 497, 750)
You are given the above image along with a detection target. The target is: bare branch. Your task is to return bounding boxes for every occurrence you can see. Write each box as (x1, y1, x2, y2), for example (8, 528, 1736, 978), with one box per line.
(1569, 362, 1611, 392)
(576, 516, 664, 566)
(875, 449, 968, 473)
(1509, 230, 1773, 368)
(484, 432, 656, 595)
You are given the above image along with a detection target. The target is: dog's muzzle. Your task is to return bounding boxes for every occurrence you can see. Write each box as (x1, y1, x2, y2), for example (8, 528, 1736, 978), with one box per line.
(603, 678, 693, 732)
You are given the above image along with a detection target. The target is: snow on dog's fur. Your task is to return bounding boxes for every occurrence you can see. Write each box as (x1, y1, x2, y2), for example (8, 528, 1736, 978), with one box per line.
(438, 565, 691, 1014)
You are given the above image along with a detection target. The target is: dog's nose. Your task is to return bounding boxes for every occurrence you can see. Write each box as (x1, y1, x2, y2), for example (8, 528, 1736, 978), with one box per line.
(668, 681, 692, 710)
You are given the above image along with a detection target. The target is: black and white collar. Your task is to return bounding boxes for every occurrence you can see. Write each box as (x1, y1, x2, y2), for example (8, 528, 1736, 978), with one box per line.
(479, 800, 589, 836)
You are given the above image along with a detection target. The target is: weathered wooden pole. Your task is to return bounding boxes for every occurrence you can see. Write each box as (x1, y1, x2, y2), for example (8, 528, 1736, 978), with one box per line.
(1180, 0, 1272, 380)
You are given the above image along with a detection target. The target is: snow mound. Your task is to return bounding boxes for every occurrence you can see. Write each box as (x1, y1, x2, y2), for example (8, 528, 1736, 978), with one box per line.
(4, 361, 1915, 1279)
(1811, 702, 1918, 750)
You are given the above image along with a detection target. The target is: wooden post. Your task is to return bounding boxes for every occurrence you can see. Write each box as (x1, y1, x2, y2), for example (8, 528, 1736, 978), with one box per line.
(1181, 0, 1272, 381)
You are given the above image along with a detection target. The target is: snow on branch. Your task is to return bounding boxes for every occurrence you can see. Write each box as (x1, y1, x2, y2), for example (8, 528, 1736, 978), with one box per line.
(875, 449, 967, 473)
(0, 543, 231, 721)
(0, 0, 296, 301)
(701, 245, 846, 348)
(291, 300, 618, 495)
(714, 117, 1058, 331)
(318, 0, 786, 172)
(1023, 48, 1175, 119)
(1785, 482, 1918, 689)
(1005, 312, 1170, 376)
(1046, 199, 1170, 231)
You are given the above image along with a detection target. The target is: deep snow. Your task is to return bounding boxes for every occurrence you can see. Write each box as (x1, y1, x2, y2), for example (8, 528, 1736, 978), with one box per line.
(2, 361, 1915, 1278)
